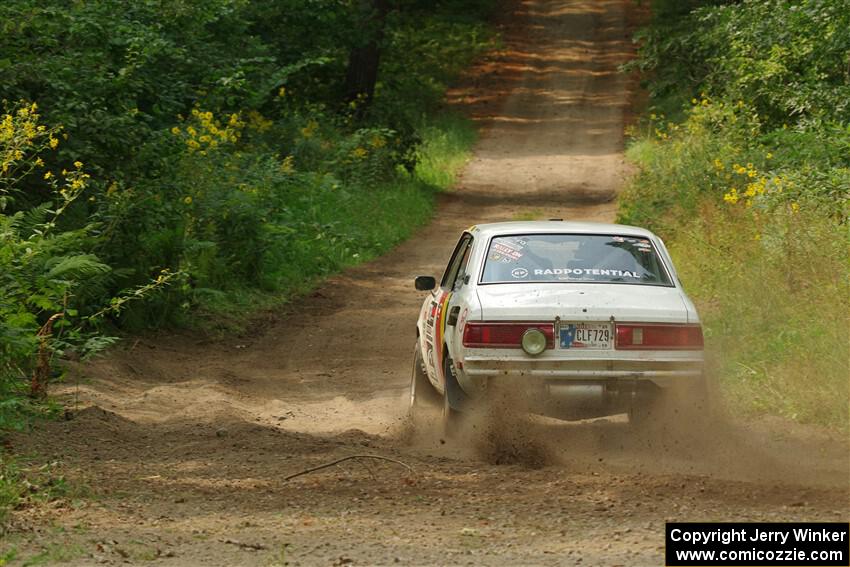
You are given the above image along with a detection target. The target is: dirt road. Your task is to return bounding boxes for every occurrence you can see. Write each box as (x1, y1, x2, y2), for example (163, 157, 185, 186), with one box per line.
(8, 0, 848, 565)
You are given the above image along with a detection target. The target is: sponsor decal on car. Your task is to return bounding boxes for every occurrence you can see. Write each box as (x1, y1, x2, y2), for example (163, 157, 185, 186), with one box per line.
(434, 291, 453, 371)
(533, 268, 641, 278)
(489, 237, 529, 264)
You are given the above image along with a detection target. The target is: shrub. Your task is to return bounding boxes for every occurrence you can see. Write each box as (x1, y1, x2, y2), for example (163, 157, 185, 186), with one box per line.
(621, 0, 850, 430)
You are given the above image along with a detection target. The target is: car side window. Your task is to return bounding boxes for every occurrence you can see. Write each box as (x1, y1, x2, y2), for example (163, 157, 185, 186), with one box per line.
(451, 242, 473, 291)
(440, 234, 473, 290)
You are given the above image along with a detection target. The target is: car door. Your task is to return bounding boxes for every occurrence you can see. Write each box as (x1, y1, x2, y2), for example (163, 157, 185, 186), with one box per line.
(442, 237, 475, 369)
(422, 233, 473, 389)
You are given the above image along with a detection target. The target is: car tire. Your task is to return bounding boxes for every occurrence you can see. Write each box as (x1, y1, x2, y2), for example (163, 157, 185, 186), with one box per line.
(629, 375, 712, 428)
(441, 354, 467, 437)
(409, 341, 440, 422)
(628, 393, 663, 427)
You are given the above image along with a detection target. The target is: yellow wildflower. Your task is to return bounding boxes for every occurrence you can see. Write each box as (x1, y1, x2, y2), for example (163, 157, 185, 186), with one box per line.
(183, 196, 193, 205)
(49, 137, 59, 149)
(300, 120, 318, 139)
(247, 111, 272, 132)
(351, 147, 368, 159)
(44, 171, 53, 180)
(171, 126, 181, 135)
(74, 160, 83, 169)
(790, 202, 800, 214)
(723, 188, 739, 204)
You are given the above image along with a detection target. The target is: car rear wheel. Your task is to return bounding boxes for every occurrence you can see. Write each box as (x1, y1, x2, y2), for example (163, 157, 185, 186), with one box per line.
(629, 376, 712, 427)
(409, 341, 440, 421)
(441, 354, 467, 437)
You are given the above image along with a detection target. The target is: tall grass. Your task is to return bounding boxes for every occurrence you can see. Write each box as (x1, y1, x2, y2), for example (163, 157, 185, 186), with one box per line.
(621, 0, 849, 431)
(189, 110, 477, 332)
(668, 205, 848, 428)
(622, 122, 849, 430)
(621, 114, 849, 430)
(414, 113, 478, 189)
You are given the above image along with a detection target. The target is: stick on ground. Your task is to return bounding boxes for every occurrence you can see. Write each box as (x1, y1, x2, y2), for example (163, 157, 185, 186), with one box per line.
(282, 454, 414, 482)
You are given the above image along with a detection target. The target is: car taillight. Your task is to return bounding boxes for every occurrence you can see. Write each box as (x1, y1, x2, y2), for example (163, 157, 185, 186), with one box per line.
(615, 324, 703, 350)
(463, 322, 555, 349)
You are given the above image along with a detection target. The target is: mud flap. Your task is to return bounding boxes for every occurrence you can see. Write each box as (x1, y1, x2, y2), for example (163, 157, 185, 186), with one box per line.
(444, 357, 469, 411)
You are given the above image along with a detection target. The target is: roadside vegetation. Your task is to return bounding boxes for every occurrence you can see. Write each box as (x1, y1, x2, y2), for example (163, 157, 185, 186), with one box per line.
(620, 0, 849, 430)
(1, 0, 496, 523)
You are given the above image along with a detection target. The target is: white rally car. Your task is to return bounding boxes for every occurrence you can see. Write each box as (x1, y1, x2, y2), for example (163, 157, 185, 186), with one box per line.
(410, 221, 706, 426)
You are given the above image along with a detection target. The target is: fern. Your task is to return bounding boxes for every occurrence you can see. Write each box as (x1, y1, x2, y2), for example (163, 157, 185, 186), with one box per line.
(0, 211, 24, 238)
(20, 202, 52, 235)
(45, 254, 111, 280)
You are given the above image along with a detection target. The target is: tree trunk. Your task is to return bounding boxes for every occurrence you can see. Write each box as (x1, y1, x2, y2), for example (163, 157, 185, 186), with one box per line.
(344, 0, 390, 108)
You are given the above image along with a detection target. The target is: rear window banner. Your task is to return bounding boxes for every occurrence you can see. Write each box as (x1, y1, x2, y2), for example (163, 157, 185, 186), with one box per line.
(533, 268, 640, 278)
(481, 234, 672, 286)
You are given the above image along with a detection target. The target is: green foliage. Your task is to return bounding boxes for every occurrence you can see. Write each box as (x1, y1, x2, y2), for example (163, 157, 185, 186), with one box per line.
(0, 0, 497, 335)
(0, 454, 75, 527)
(0, 102, 175, 431)
(414, 113, 478, 189)
(621, 0, 850, 429)
(1, 105, 108, 385)
(628, 0, 850, 127)
(0, 0, 494, 527)
(669, 205, 849, 429)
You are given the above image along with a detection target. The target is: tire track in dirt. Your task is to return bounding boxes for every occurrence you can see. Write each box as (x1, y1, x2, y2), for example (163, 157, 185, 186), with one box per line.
(8, 1, 848, 565)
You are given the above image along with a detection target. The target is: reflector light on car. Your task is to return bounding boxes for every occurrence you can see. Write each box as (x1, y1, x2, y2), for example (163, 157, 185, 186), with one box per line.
(615, 324, 703, 350)
(463, 322, 555, 349)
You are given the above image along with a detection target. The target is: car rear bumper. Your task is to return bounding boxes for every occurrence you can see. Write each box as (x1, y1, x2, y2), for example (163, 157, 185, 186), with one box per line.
(459, 365, 704, 420)
(460, 354, 704, 386)
(453, 350, 705, 420)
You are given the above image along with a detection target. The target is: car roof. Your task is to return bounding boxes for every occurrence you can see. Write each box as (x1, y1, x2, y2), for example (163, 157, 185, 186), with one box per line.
(468, 220, 657, 239)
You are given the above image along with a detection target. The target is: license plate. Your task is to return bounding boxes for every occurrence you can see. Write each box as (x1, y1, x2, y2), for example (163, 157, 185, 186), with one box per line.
(559, 323, 612, 350)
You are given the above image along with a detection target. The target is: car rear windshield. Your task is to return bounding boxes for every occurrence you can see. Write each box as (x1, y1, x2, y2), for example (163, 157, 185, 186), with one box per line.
(480, 233, 673, 286)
